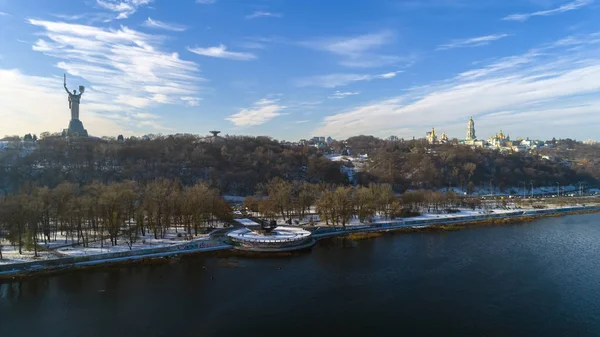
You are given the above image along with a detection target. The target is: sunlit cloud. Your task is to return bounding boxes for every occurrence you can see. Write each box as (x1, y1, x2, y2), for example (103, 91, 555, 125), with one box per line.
(188, 44, 257, 60)
(0, 69, 137, 137)
(26, 19, 204, 133)
(142, 17, 187, 32)
(226, 99, 286, 126)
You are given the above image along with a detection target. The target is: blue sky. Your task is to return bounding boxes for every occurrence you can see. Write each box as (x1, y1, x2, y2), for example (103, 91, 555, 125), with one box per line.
(1, 0, 600, 141)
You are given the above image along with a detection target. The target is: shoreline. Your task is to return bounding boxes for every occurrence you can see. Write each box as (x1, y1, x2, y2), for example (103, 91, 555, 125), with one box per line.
(1, 205, 599, 281)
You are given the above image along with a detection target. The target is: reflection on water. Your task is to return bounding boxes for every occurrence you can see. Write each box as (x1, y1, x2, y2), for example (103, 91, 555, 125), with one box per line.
(2, 214, 600, 337)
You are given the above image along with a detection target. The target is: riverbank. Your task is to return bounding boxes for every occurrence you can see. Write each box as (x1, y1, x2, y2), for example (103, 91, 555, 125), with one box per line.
(313, 206, 600, 240)
(1, 205, 599, 281)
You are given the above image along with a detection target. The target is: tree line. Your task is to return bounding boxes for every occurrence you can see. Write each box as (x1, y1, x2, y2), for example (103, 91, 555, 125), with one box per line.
(243, 178, 483, 228)
(0, 179, 231, 258)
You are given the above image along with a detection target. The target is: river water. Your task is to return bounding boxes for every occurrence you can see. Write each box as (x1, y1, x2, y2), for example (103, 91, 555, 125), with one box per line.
(2, 214, 600, 337)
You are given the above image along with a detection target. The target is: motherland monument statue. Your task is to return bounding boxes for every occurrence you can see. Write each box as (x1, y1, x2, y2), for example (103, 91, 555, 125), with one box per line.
(63, 74, 88, 137)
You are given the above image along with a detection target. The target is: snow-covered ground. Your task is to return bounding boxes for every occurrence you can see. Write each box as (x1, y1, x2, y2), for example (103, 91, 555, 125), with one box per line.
(0, 227, 216, 264)
(55, 230, 211, 257)
(326, 153, 368, 184)
(0, 241, 58, 265)
(57, 236, 211, 257)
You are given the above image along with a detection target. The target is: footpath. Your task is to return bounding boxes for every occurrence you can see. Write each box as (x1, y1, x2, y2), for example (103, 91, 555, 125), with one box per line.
(0, 239, 232, 279)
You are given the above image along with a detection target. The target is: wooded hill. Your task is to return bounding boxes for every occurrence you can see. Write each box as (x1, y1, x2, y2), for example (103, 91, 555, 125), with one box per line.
(1, 134, 598, 196)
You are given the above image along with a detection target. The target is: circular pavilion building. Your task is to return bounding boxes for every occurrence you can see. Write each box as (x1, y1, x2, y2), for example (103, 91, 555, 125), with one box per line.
(227, 219, 315, 252)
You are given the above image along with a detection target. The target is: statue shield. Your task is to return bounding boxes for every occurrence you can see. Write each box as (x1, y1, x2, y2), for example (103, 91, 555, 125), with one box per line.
(79, 85, 85, 94)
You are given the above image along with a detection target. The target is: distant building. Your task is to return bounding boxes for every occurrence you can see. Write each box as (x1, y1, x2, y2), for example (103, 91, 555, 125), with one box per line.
(488, 130, 510, 148)
(388, 135, 399, 141)
(326, 136, 334, 144)
(426, 128, 437, 144)
(584, 139, 597, 145)
(202, 130, 226, 144)
(466, 116, 476, 141)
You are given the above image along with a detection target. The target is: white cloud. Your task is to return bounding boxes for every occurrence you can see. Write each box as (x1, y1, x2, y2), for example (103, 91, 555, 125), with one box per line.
(96, 0, 152, 19)
(503, 0, 592, 21)
(293, 120, 310, 124)
(142, 17, 187, 32)
(437, 34, 510, 50)
(196, 0, 215, 3)
(188, 44, 256, 60)
(301, 31, 404, 68)
(255, 98, 280, 105)
(26, 19, 203, 133)
(312, 32, 600, 140)
(329, 91, 360, 99)
(0, 12, 10, 16)
(305, 31, 393, 56)
(245, 11, 282, 19)
(52, 13, 87, 20)
(296, 71, 401, 88)
(226, 99, 285, 126)
(180, 96, 202, 106)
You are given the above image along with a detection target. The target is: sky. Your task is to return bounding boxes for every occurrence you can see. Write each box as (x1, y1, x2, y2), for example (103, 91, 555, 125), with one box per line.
(0, 0, 599, 141)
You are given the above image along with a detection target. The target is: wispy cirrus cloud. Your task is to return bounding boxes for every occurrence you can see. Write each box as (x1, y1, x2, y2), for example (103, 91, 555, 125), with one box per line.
(329, 91, 360, 99)
(245, 11, 282, 19)
(437, 33, 510, 50)
(226, 99, 286, 126)
(196, 0, 216, 4)
(96, 0, 152, 19)
(301, 30, 407, 68)
(313, 32, 600, 140)
(180, 96, 202, 107)
(503, 0, 592, 21)
(0, 12, 10, 16)
(296, 71, 401, 88)
(142, 17, 187, 31)
(188, 44, 257, 60)
(26, 19, 204, 132)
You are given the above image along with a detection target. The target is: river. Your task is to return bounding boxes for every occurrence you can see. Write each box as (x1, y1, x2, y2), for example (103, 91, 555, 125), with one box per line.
(2, 213, 600, 336)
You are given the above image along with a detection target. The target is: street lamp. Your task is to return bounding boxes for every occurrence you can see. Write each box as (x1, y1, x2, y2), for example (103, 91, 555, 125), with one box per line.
(519, 181, 526, 199)
(530, 182, 534, 198)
